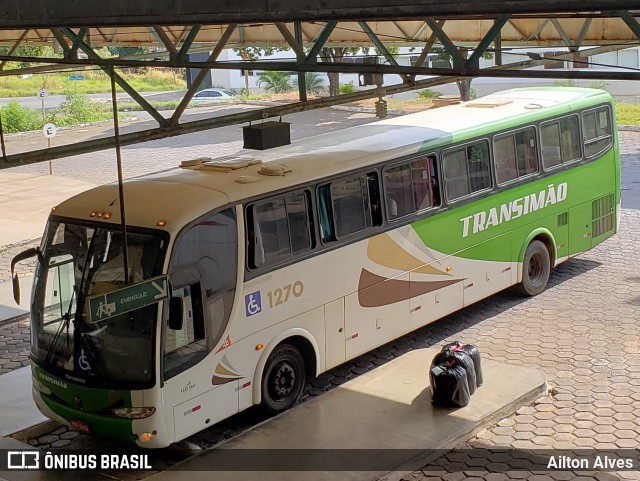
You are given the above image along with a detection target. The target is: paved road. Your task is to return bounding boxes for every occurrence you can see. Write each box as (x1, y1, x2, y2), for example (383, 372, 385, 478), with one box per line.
(0, 90, 186, 110)
(0, 113, 639, 480)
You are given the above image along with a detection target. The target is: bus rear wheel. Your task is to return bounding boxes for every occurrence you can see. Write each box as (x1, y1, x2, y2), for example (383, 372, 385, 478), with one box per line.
(517, 240, 551, 296)
(260, 344, 306, 415)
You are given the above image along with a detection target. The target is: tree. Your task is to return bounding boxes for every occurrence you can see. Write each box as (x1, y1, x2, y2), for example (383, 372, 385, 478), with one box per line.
(293, 72, 326, 94)
(319, 47, 359, 96)
(432, 47, 493, 101)
(0, 46, 55, 68)
(234, 47, 288, 93)
(257, 71, 293, 94)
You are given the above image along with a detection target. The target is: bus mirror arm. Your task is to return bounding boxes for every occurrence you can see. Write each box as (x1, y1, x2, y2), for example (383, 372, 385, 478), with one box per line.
(10, 247, 42, 305)
(168, 297, 184, 331)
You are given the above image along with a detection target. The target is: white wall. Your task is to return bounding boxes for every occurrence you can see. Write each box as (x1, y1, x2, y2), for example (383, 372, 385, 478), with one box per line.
(208, 47, 640, 103)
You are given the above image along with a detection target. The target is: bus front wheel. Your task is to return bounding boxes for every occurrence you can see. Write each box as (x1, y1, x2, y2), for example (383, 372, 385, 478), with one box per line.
(517, 240, 551, 296)
(260, 344, 306, 415)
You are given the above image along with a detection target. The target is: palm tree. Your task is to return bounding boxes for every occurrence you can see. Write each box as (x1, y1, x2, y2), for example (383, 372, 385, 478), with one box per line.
(257, 71, 293, 94)
(292, 72, 327, 95)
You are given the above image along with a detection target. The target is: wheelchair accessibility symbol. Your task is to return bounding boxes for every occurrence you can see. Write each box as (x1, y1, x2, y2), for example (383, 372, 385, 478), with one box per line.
(245, 291, 262, 317)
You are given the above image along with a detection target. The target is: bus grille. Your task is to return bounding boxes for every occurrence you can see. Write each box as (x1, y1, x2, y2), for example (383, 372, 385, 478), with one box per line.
(557, 212, 568, 227)
(592, 193, 615, 238)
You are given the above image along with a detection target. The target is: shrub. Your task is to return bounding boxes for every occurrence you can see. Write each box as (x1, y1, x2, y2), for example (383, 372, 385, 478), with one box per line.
(257, 71, 293, 94)
(0, 101, 41, 133)
(293, 72, 326, 95)
(417, 89, 442, 100)
(48, 92, 111, 126)
(339, 81, 355, 94)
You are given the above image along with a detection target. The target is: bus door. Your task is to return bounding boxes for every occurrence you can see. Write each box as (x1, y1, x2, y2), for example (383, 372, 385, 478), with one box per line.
(162, 209, 240, 442)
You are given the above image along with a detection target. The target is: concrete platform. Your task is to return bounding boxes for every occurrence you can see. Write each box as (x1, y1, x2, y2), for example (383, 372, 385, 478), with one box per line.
(0, 172, 94, 246)
(148, 348, 546, 481)
(0, 367, 48, 438)
(0, 275, 32, 323)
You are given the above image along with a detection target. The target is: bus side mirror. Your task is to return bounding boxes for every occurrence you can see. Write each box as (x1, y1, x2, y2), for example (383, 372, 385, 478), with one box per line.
(11, 247, 41, 305)
(168, 297, 184, 331)
(12, 273, 20, 305)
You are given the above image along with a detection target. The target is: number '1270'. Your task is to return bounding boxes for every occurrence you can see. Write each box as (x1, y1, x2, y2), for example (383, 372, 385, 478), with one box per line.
(267, 281, 304, 308)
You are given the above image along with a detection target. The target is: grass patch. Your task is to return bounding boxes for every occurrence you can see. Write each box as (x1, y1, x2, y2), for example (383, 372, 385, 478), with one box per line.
(615, 102, 640, 126)
(0, 69, 186, 97)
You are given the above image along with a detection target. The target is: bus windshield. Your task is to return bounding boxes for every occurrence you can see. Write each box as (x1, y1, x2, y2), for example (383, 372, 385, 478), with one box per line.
(31, 219, 167, 389)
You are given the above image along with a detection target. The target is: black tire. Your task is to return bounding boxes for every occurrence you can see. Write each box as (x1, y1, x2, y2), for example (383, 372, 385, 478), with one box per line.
(259, 344, 306, 415)
(517, 240, 551, 296)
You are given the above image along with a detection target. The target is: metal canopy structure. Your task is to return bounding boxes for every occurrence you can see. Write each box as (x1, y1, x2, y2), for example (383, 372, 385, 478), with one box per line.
(1, 17, 640, 48)
(1, 2, 640, 169)
(2, 0, 640, 27)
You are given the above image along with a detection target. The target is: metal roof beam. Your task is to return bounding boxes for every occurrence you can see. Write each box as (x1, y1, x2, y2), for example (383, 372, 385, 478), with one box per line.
(68, 27, 88, 59)
(152, 26, 179, 59)
(59, 27, 169, 127)
(4, 1, 640, 28)
(0, 29, 29, 70)
(50, 28, 71, 56)
(412, 20, 445, 73)
(424, 17, 464, 63)
(358, 21, 411, 83)
(550, 18, 573, 48)
(618, 10, 640, 41)
(294, 21, 307, 102)
(575, 18, 593, 47)
(306, 21, 338, 63)
(275, 22, 306, 58)
(176, 25, 201, 61)
(526, 18, 550, 41)
(468, 14, 509, 65)
(169, 23, 237, 126)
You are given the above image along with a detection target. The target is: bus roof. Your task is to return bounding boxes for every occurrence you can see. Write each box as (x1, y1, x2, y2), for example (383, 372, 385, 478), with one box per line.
(54, 87, 612, 233)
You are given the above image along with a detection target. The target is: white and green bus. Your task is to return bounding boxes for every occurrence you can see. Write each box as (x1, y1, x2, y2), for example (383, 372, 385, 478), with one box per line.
(12, 87, 619, 448)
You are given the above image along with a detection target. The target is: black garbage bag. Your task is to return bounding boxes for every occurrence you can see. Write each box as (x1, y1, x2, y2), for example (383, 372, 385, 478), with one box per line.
(442, 341, 483, 389)
(461, 344, 483, 387)
(451, 349, 476, 395)
(429, 349, 471, 407)
(429, 359, 471, 408)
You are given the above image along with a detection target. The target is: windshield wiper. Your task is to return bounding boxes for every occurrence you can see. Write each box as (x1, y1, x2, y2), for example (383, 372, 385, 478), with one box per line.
(43, 288, 76, 368)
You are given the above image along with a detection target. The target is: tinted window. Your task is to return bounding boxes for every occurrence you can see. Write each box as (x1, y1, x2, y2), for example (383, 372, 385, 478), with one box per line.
(494, 127, 538, 184)
(583, 107, 612, 157)
(332, 176, 368, 238)
(541, 116, 581, 169)
(251, 192, 312, 268)
(384, 155, 439, 220)
(318, 173, 381, 242)
(443, 141, 491, 201)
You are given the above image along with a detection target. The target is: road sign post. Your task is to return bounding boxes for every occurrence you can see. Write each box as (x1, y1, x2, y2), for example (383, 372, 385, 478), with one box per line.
(87, 275, 169, 323)
(42, 121, 57, 174)
(37, 89, 52, 174)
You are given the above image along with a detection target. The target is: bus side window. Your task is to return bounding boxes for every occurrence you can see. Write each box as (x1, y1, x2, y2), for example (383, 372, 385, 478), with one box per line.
(250, 191, 313, 267)
(443, 140, 491, 202)
(542, 116, 581, 169)
(494, 127, 538, 185)
(164, 282, 207, 379)
(383, 155, 439, 220)
(583, 107, 612, 157)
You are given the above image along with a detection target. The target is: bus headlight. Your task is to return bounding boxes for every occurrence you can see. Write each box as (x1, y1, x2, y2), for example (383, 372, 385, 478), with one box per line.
(111, 407, 156, 419)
